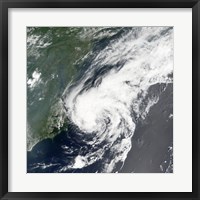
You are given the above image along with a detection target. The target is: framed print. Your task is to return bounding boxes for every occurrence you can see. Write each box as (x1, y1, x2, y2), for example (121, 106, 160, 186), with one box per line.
(0, 0, 199, 199)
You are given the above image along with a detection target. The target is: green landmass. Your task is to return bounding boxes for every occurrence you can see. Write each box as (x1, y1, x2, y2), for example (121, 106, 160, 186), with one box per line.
(27, 27, 92, 150)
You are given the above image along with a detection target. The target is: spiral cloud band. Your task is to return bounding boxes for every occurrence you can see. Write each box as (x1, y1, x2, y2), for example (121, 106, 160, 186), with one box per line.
(62, 27, 173, 172)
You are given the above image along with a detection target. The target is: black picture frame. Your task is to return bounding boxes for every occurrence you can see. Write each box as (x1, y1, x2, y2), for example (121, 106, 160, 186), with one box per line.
(0, 0, 199, 199)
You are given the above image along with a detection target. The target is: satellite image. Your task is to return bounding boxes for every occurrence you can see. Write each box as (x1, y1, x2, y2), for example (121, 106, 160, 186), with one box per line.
(27, 27, 173, 173)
